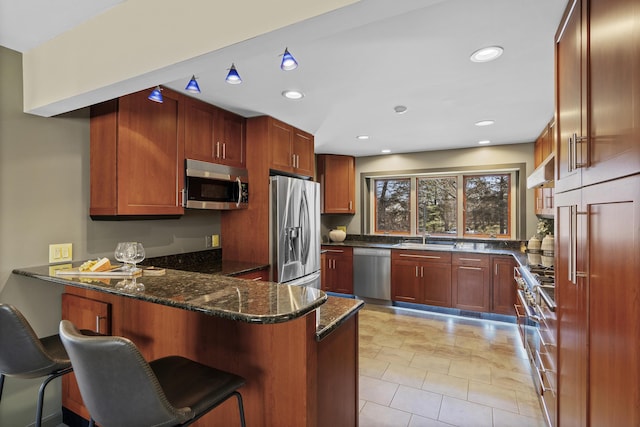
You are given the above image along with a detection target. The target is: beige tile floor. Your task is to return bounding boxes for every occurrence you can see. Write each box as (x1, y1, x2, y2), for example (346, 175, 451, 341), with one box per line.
(358, 304, 546, 427)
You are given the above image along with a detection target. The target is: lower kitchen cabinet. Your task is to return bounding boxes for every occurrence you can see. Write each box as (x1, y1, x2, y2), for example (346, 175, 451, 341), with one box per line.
(391, 250, 452, 307)
(234, 268, 269, 281)
(321, 246, 353, 294)
(490, 255, 517, 315)
(452, 253, 490, 312)
(61, 291, 113, 420)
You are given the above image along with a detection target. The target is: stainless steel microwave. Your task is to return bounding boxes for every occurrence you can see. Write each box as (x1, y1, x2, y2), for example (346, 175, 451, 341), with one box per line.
(183, 159, 248, 210)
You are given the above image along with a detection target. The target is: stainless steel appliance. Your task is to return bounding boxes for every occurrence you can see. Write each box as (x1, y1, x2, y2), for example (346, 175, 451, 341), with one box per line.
(353, 247, 391, 300)
(183, 159, 248, 210)
(270, 175, 321, 288)
(514, 264, 557, 426)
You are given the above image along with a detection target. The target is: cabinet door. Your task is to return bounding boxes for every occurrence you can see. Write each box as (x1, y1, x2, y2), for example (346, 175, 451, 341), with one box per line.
(217, 108, 246, 168)
(555, 188, 588, 427)
(556, 0, 586, 193)
(422, 262, 452, 308)
(318, 155, 356, 214)
(292, 129, 315, 177)
(490, 256, 516, 315)
(391, 258, 421, 303)
(452, 254, 490, 312)
(320, 252, 330, 291)
(117, 89, 185, 215)
(184, 98, 216, 163)
(585, 0, 640, 186)
(61, 293, 111, 420)
(321, 248, 353, 294)
(270, 119, 294, 173)
(583, 176, 640, 426)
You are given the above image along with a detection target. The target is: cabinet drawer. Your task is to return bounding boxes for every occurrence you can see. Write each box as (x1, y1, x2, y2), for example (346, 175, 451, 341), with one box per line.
(321, 246, 354, 258)
(392, 250, 451, 264)
(452, 253, 490, 267)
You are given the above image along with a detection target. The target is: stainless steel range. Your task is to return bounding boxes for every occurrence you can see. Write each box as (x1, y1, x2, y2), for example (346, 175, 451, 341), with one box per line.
(514, 263, 557, 427)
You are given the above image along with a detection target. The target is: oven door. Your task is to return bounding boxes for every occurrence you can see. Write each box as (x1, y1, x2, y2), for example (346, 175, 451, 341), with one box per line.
(516, 290, 542, 393)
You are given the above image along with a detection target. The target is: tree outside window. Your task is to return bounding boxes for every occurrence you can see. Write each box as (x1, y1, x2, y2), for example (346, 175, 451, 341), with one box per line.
(375, 178, 410, 234)
(463, 174, 510, 237)
(417, 177, 457, 235)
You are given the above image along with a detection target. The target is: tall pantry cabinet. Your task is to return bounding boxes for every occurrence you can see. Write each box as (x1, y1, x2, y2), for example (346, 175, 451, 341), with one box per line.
(555, 0, 640, 426)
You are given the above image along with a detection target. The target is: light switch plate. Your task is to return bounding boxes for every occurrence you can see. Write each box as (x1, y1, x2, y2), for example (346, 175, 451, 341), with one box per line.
(49, 243, 73, 263)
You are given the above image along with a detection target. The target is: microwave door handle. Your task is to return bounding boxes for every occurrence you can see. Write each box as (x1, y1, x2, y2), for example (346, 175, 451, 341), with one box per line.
(235, 177, 242, 207)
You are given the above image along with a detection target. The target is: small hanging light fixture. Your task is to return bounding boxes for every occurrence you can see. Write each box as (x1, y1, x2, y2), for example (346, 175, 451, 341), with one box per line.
(225, 63, 242, 84)
(280, 48, 298, 71)
(148, 86, 163, 103)
(185, 75, 201, 93)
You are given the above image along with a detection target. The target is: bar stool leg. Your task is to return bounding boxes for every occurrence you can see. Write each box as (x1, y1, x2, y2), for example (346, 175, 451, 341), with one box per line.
(0, 374, 4, 403)
(234, 391, 246, 427)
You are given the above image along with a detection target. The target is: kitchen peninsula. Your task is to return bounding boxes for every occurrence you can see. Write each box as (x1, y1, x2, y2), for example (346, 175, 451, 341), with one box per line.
(12, 265, 363, 427)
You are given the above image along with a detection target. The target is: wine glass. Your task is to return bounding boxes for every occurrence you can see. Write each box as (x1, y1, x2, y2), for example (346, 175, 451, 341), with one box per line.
(130, 242, 145, 272)
(114, 242, 135, 270)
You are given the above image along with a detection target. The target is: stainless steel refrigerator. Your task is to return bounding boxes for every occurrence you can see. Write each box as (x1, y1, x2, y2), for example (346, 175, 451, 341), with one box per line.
(270, 175, 321, 288)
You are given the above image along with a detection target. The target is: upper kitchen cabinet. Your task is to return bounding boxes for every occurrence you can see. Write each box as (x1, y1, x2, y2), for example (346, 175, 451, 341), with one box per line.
(534, 121, 555, 217)
(184, 98, 246, 168)
(251, 116, 314, 178)
(556, 0, 640, 193)
(317, 154, 356, 214)
(90, 87, 185, 217)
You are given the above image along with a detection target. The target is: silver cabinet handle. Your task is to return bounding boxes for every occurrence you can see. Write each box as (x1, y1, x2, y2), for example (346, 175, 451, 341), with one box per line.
(415, 266, 419, 277)
(222, 142, 226, 159)
(421, 266, 424, 277)
(324, 249, 344, 253)
(95, 315, 106, 333)
(349, 201, 352, 210)
(399, 254, 441, 259)
(459, 258, 482, 262)
(460, 266, 482, 271)
(216, 141, 221, 159)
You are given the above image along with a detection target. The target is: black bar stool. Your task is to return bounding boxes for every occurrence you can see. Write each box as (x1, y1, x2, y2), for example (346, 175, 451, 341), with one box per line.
(59, 319, 247, 427)
(0, 303, 73, 427)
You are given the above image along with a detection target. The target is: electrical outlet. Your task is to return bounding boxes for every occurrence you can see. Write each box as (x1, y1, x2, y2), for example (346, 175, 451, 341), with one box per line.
(212, 234, 220, 247)
(205, 235, 212, 248)
(49, 243, 73, 263)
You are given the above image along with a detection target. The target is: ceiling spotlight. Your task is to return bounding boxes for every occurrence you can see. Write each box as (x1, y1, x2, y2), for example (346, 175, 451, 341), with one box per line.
(478, 140, 491, 145)
(148, 86, 163, 103)
(281, 48, 298, 71)
(470, 46, 504, 62)
(356, 135, 370, 140)
(475, 120, 495, 127)
(381, 149, 391, 154)
(394, 105, 408, 114)
(185, 75, 201, 93)
(282, 90, 304, 100)
(225, 64, 242, 84)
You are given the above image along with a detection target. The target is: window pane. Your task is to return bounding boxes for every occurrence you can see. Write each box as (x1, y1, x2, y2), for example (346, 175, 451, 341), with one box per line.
(417, 177, 457, 235)
(375, 178, 410, 233)
(463, 174, 510, 237)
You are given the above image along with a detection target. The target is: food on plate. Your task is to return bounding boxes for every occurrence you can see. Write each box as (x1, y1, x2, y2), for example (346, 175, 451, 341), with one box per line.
(79, 257, 112, 272)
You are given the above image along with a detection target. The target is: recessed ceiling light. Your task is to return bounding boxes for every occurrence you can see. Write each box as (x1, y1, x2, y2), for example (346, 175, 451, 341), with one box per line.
(475, 120, 495, 127)
(282, 90, 304, 100)
(394, 105, 408, 114)
(356, 135, 370, 140)
(470, 46, 504, 63)
(478, 140, 491, 145)
(381, 149, 391, 154)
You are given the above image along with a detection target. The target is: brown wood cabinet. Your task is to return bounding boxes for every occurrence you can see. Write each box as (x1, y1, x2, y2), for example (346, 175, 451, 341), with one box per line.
(556, 176, 640, 427)
(90, 88, 186, 217)
(317, 154, 356, 214)
(534, 121, 555, 217)
(321, 246, 354, 294)
(490, 255, 516, 315)
(257, 116, 314, 178)
(184, 98, 246, 168)
(451, 253, 490, 312)
(61, 292, 112, 420)
(556, 0, 640, 194)
(391, 250, 452, 307)
(234, 268, 269, 281)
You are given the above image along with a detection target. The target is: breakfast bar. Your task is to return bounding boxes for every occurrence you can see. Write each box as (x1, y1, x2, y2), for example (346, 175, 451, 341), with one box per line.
(13, 265, 363, 427)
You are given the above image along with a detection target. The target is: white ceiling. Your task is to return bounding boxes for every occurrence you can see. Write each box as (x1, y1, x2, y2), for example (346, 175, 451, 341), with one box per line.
(0, 0, 568, 157)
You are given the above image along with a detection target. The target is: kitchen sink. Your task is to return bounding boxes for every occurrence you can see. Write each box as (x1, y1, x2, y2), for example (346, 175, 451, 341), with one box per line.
(392, 242, 455, 251)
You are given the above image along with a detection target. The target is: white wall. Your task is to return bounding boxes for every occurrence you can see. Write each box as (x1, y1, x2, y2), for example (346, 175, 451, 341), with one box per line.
(322, 143, 538, 240)
(0, 46, 221, 426)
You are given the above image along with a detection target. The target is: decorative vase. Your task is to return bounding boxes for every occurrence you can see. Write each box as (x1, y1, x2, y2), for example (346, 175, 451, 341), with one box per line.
(527, 235, 541, 252)
(329, 229, 346, 242)
(541, 234, 555, 254)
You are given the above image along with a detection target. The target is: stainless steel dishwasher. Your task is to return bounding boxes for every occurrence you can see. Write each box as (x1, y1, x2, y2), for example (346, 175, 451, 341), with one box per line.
(353, 247, 391, 300)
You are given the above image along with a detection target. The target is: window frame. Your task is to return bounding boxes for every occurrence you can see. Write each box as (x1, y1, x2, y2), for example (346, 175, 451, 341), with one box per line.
(373, 177, 412, 235)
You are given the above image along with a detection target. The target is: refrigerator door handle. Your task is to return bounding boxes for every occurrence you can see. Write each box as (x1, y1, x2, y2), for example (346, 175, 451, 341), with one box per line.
(299, 189, 311, 264)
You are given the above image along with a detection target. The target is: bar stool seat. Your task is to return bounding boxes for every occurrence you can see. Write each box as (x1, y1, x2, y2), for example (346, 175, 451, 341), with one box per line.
(59, 320, 246, 427)
(0, 303, 73, 427)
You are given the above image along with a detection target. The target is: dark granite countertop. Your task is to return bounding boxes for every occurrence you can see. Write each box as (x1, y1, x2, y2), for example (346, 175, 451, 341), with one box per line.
(13, 264, 326, 326)
(316, 296, 364, 341)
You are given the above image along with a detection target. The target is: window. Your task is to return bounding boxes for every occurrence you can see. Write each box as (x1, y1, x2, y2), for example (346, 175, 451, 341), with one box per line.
(417, 177, 457, 235)
(463, 174, 511, 237)
(374, 178, 411, 234)
(367, 168, 519, 239)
